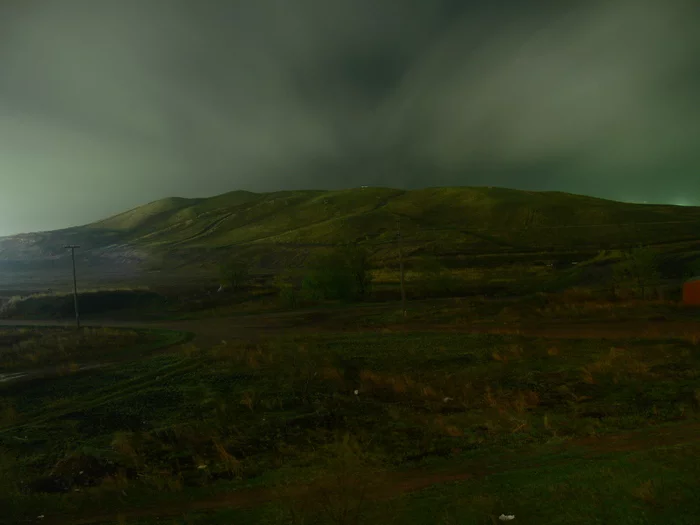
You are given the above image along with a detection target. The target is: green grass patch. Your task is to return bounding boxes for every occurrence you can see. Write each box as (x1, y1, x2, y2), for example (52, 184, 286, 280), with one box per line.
(358, 439, 700, 525)
(0, 289, 168, 320)
(2, 326, 700, 523)
(0, 327, 187, 373)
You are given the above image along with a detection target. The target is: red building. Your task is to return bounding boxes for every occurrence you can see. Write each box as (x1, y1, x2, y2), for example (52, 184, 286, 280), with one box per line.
(682, 278, 700, 306)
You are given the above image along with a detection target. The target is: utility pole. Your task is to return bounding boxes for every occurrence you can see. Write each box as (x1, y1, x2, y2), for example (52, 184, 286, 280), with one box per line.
(63, 245, 81, 328)
(396, 216, 406, 316)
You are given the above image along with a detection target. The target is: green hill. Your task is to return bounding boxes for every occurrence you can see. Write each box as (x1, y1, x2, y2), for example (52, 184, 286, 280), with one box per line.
(80, 186, 700, 249)
(92, 197, 202, 232)
(2, 186, 700, 284)
(97, 186, 700, 255)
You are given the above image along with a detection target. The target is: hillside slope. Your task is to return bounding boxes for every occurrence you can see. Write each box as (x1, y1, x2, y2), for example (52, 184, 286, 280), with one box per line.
(2, 186, 700, 281)
(74, 187, 700, 247)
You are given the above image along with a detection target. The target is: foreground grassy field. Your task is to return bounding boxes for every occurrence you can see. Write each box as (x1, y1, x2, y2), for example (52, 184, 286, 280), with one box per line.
(2, 297, 700, 524)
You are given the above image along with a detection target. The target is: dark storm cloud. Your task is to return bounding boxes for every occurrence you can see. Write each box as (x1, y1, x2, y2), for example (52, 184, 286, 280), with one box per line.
(0, 0, 698, 235)
(380, 0, 700, 193)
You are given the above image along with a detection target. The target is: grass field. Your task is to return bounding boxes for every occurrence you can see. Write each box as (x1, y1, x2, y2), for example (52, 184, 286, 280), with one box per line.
(2, 295, 700, 524)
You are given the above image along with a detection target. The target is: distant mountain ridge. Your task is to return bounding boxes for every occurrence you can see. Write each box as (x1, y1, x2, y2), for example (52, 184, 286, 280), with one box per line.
(2, 186, 700, 278)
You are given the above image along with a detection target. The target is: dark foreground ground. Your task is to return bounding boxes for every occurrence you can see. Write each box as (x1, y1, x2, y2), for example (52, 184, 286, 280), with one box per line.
(1, 297, 700, 524)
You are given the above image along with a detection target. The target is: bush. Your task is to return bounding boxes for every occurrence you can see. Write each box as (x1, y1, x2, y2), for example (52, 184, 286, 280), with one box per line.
(301, 246, 373, 302)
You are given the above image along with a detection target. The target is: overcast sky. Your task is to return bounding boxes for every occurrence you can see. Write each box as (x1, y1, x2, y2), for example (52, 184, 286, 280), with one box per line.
(0, 0, 698, 235)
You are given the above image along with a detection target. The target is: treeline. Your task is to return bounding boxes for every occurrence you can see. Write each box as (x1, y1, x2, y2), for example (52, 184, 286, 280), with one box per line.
(218, 245, 500, 308)
(218, 243, 699, 308)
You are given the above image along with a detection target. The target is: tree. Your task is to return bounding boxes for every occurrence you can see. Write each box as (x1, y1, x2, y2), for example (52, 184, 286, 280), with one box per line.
(342, 245, 373, 299)
(301, 246, 372, 302)
(612, 246, 659, 299)
(218, 258, 250, 290)
(627, 246, 660, 299)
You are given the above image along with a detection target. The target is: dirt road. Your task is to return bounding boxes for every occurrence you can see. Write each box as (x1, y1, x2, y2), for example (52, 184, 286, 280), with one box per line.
(1, 310, 700, 344)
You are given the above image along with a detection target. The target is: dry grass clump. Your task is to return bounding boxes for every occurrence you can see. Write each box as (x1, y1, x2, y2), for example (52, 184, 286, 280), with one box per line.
(580, 347, 650, 384)
(0, 327, 143, 370)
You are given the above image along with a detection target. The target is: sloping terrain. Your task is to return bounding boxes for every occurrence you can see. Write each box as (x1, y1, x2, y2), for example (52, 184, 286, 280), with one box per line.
(87, 186, 700, 250)
(2, 186, 700, 282)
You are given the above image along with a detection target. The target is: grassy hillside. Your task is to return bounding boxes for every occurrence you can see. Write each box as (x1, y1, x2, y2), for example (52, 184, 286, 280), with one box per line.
(92, 197, 203, 232)
(2, 186, 700, 284)
(83, 186, 700, 250)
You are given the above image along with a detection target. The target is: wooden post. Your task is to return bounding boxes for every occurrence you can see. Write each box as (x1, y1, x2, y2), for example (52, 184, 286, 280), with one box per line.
(396, 216, 406, 316)
(63, 245, 81, 328)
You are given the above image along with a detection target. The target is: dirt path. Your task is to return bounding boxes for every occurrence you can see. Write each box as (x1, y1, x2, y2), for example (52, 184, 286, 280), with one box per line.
(168, 316, 700, 343)
(377, 319, 700, 340)
(2, 313, 700, 346)
(41, 420, 700, 525)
